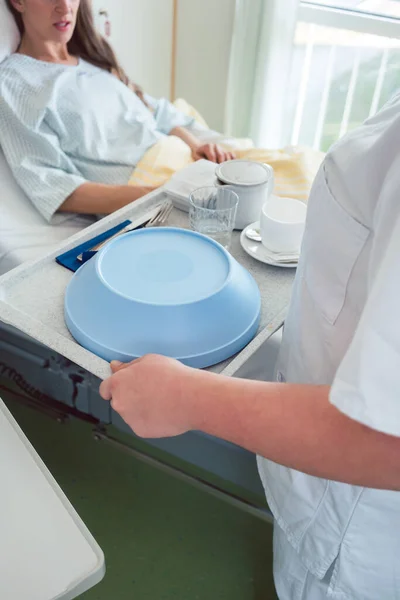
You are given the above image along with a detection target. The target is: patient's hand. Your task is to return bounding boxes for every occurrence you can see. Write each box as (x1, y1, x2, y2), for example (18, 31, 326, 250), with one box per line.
(192, 143, 235, 164)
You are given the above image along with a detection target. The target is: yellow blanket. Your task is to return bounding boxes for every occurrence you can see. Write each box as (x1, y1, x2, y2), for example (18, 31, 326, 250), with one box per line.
(129, 101, 324, 203)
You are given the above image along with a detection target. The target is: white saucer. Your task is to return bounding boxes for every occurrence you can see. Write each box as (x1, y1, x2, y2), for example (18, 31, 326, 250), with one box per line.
(240, 222, 299, 268)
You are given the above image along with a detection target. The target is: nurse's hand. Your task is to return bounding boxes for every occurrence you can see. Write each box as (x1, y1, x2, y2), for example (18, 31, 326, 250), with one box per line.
(192, 143, 236, 163)
(99, 355, 195, 438)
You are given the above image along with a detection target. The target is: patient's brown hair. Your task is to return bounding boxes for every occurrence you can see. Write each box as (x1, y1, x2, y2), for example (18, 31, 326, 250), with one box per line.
(5, 0, 147, 104)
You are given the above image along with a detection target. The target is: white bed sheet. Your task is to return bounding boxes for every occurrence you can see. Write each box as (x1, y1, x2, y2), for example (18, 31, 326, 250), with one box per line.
(0, 149, 95, 274)
(0, 221, 94, 274)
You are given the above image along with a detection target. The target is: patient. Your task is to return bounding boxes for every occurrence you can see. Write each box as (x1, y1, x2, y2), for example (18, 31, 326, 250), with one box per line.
(0, 0, 235, 223)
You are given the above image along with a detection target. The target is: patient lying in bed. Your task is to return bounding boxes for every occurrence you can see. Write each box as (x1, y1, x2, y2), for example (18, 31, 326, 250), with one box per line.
(1, 0, 323, 227)
(0, 54, 239, 223)
(0, 0, 239, 224)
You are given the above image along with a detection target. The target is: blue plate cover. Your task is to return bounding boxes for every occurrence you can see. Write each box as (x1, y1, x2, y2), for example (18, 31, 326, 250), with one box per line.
(65, 228, 261, 368)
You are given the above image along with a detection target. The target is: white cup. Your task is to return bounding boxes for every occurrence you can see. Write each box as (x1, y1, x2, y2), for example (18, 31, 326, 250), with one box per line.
(260, 196, 307, 254)
(215, 161, 274, 230)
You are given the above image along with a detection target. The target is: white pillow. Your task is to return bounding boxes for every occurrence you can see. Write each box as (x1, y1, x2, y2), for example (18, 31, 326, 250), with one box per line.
(0, 5, 45, 228)
(0, 4, 39, 230)
(0, 0, 20, 64)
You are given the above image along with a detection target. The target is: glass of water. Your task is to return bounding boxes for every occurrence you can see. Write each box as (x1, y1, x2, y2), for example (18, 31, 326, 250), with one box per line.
(189, 186, 239, 250)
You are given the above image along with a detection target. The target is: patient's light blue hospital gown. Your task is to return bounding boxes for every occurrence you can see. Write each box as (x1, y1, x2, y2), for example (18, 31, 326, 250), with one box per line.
(0, 54, 194, 222)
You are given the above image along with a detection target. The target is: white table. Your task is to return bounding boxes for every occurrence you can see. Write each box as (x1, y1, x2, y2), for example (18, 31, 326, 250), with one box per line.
(0, 397, 105, 600)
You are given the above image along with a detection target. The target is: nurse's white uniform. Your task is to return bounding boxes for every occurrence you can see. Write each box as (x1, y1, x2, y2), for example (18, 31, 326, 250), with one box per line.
(257, 93, 400, 598)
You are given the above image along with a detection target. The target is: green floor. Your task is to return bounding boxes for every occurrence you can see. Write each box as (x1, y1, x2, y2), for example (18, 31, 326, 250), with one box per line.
(4, 390, 278, 600)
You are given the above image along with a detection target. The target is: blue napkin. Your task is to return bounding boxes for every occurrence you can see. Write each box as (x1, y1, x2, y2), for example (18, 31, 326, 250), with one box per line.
(56, 220, 132, 273)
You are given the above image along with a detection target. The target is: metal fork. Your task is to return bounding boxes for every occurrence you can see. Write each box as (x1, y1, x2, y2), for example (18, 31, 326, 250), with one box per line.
(77, 201, 173, 261)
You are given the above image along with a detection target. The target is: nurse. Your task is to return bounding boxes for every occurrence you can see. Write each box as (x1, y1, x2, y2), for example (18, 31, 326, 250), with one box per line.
(100, 62, 400, 600)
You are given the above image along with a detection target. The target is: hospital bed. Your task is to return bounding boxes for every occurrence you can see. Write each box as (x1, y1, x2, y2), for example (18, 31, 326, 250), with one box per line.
(0, 5, 282, 512)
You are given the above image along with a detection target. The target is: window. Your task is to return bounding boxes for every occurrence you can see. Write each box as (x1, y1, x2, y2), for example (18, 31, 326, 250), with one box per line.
(283, 1, 400, 151)
(310, 0, 400, 19)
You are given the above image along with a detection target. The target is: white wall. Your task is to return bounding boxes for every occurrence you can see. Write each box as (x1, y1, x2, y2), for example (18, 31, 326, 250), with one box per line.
(92, 0, 235, 132)
(92, 0, 173, 99)
(175, 0, 235, 131)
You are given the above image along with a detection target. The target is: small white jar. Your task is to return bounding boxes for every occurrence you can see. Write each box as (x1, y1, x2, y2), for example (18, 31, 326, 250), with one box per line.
(215, 160, 274, 230)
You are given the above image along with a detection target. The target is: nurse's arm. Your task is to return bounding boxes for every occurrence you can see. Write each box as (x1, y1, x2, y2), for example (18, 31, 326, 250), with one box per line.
(100, 356, 400, 492)
(59, 182, 157, 215)
(190, 375, 400, 491)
